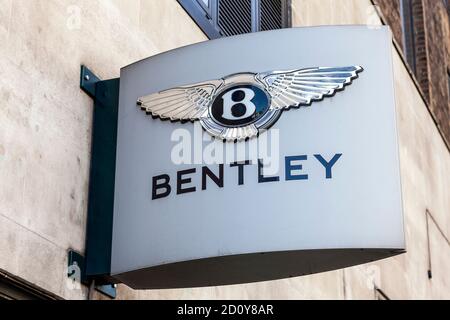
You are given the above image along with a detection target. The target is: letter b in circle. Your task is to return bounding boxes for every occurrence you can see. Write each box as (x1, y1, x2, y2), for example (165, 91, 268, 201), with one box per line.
(221, 88, 256, 120)
(210, 84, 270, 127)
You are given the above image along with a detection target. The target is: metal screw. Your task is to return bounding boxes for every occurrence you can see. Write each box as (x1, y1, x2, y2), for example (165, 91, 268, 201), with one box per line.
(84, 75, 90, 81)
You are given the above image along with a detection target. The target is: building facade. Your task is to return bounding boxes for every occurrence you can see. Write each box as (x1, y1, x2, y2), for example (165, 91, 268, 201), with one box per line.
(0, 0, 449, 300)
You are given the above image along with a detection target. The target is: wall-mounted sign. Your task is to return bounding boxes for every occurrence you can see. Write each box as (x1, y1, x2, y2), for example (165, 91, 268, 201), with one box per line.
(111, 26, 405, 289)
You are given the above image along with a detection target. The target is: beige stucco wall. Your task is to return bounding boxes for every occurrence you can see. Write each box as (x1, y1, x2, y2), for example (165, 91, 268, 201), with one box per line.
(0, 0, 448, 300)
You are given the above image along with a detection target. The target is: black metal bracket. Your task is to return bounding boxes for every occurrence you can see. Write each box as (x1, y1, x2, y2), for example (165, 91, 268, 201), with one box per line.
(67, 65, 121, 299)
(68, 250, 117, 299)
(80, 66, 101, 99)
(67, 250, 88, 286)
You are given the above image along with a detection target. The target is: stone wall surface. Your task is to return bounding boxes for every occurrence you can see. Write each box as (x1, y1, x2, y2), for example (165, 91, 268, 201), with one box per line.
(0, 0, 449, 300)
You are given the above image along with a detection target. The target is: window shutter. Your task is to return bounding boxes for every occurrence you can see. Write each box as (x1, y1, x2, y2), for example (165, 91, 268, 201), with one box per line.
(400, 0, 417, 74)
(260, 0, 283, 31)
(218, 0, 252, 36)
(178, 0, 290, 39)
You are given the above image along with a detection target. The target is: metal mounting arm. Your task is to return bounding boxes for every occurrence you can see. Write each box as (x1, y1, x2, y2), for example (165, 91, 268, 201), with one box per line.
(68, 66, 120, 299)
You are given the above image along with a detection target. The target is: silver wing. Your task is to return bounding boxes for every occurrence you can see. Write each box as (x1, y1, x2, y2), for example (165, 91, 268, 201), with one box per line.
(137, 80, 224, 121)
(255, 66, 363, 110)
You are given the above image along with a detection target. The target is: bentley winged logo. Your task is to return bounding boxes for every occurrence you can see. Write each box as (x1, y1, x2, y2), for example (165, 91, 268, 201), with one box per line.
(137, 66, 363, 141)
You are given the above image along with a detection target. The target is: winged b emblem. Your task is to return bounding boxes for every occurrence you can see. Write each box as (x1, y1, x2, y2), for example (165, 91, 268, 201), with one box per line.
(137, 66, 363, 141)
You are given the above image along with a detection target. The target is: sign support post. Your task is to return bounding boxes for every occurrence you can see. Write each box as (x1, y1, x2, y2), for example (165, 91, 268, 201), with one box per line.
(67, 66, 120, 299)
